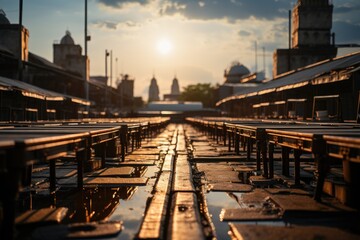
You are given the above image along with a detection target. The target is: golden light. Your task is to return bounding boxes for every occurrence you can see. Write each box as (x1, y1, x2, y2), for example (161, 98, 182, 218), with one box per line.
(157, 38, 173, 55)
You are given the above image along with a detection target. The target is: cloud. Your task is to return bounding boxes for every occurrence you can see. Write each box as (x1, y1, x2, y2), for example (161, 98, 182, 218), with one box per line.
(97, 0, 152, 8)
(93, 21, 118, 30)
(238, 30, 251, 37)
(333, 21, 360, 43)
(97, 0, 291, 21)
(161, 0, 290, 21)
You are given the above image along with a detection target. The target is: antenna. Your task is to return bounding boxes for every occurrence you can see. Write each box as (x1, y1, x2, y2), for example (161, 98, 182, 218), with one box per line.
(263, 46, 266, 78)
(254, 41, 258, 73)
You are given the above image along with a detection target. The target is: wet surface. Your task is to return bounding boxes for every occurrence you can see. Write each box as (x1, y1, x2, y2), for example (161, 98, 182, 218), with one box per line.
(9, 123, 360, 239)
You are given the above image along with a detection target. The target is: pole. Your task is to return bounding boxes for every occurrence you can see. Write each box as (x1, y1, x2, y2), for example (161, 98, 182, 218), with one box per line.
(263, 46, 266, 78)
(254, 41, 258, 73)
(288, 9, 291, 71)
(84, 0, 89, 109)
(18, 0, 23, 81)
(105, 50, 108, 110)
(110, 50, 113, 88)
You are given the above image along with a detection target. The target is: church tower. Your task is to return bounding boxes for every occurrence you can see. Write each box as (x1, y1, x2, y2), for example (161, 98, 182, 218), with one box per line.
(171, 76, 180, 95)
(148, 76, 160, 102)
(273, 0, 337, 77)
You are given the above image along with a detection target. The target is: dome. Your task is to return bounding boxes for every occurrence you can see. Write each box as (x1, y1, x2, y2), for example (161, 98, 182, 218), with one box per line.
(60, 30, 75, 45)
(0, 9, 10, 24)
(225, 62, 251, 83)
(227, 62, 250, 76)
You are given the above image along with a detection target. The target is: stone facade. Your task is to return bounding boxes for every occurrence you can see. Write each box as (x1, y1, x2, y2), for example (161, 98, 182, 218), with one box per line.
(273, 0, 337, 77)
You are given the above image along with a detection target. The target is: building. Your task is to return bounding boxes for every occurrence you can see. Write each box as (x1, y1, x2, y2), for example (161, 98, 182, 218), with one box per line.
(217, 51, 360, 120)
(117, 74, 135, 110)
(273, 0, 337, 77)
(164, 76, 181, 101)
(218, 62, 263, 101)
(0, 9, 29, 79)
(148, 76, 160, 102)
(53, 31, 89, 80)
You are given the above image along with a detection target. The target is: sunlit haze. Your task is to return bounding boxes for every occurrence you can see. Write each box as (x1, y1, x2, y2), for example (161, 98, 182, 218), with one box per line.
(1, 0, 359, 99)
(157, 38, 173, 55)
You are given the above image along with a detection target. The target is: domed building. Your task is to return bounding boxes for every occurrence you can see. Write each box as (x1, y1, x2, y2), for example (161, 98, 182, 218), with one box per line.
(224, 61, 250, 83)
(218, 61, 263, 102)
(0, 9, 10, 24)
(53, 30, 89, 79)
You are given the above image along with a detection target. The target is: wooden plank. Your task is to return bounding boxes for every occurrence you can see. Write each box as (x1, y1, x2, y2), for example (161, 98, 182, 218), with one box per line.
(205, 171, 241, 183)
(208, 183, 253, 192)
(85, 167, 134, 177)
(249, 176, 276, 187)
(229, 224, 360, 240)
(82, 177, 148, 186)
(267, 195, 354, 217)
(162, 154, 174, 172)
(137, 172, 172, 239)
(16, 207, 68, 226)
(131, 149, 160, 155)
(191, 156, 248, 162)
(31, 168, 77, 179)
(173, 156, 195, 192)
(167, 192, 205, 240)
(125, 154, 159, 161)
(116, 160, 155, 166)
(220, 208, 281, 221)
(197, 163, 233, 172)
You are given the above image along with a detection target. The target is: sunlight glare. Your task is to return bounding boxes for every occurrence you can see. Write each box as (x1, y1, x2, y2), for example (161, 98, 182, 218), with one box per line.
(157, 38, 173, 55)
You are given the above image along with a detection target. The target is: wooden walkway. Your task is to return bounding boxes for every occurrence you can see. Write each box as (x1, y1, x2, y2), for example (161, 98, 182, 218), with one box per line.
(4, 121, 360, 240)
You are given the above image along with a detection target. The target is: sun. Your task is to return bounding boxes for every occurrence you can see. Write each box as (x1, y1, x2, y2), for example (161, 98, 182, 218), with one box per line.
(157, 38, 173, 55)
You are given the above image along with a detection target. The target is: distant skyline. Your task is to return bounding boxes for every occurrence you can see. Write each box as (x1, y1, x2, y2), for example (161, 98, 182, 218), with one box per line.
(1, 0, 360, 98)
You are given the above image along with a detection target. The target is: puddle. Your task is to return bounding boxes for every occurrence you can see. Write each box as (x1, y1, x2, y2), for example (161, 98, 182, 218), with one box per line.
(206, 191, 286, 240)
(18, 163, 160, 240)
(206, 192, 240, 240)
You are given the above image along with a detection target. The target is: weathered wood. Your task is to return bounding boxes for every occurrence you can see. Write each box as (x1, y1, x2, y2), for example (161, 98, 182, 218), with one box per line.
(191, 156, 248, 162)
(117, 160, 156, 166)
(131, 149, 160, 155)
(83, 177, 148, 186)
(85, 167, 134, 177)
(208, 183, 253, 192)
(31, 167, 77, 179)
(137, 171, 172, 239)
(220, 208, 281, 221)
(167, 192, 205, 240)
(173, 155, 195, 192)
(267, 195, 354, 217)
(205, 171, 241, 183)
(229, 224, 360, 240)
(16, 207, 68, 226)
(249, 176, 276, 186)
(162, 154, 174, 172)
(125, 154, 159, 161)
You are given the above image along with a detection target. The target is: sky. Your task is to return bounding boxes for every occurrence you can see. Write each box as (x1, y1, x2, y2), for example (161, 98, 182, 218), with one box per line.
(1, 0, 360, 100)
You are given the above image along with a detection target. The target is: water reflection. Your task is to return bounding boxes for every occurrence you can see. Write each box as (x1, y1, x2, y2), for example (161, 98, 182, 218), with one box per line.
(206, 191, 286, 240)
(17, 163, 160, 239)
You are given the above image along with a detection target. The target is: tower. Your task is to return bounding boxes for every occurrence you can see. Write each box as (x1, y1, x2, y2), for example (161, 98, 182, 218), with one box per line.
(148, 76, 160, 102)
(292, 0, 333, 48)
(273, 0, 337, 77)
(171, 76, 180, 95)
(53, 31, 89, 79)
